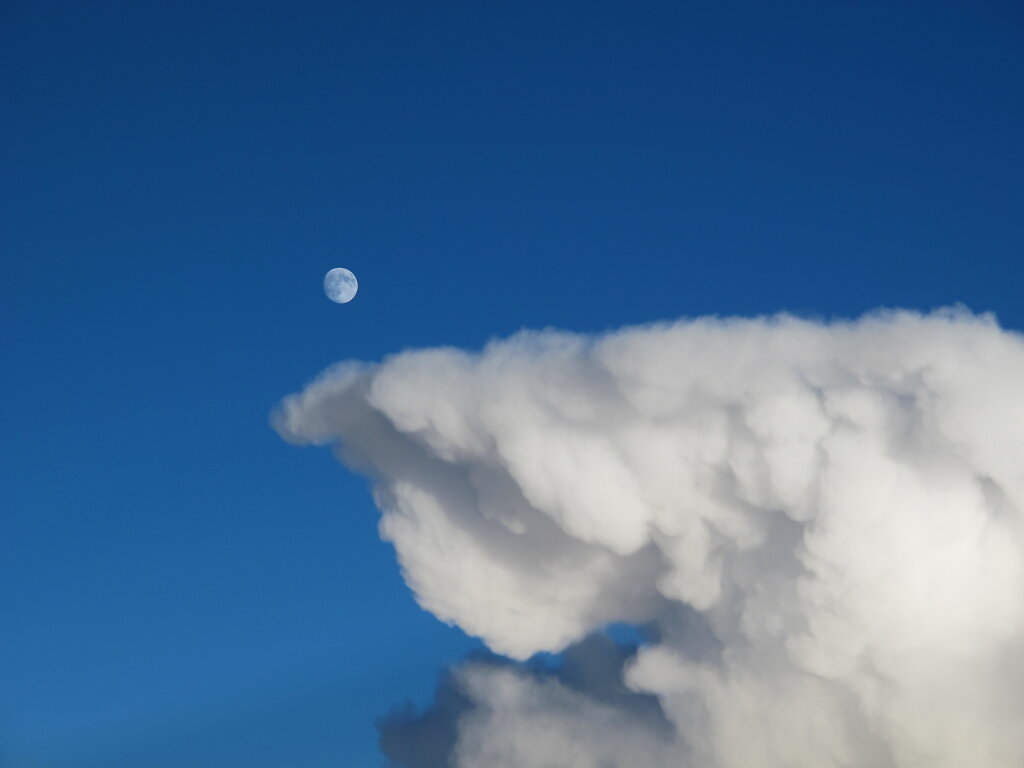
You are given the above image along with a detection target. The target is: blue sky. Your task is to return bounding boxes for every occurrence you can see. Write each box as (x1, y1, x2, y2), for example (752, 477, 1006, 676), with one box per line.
(2, 1, 1022, 765)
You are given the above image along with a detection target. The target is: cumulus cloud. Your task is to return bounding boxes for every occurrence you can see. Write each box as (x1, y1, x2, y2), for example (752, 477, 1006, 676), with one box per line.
(274, 308, 1024, 767)
(379, 633, 674, 768)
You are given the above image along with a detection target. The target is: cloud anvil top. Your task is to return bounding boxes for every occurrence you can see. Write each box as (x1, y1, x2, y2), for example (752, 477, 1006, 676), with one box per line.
(275, 309, 1024, 768)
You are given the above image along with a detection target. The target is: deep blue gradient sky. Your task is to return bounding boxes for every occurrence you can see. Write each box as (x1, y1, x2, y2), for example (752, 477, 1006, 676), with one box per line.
(2, 1, 1022, 765)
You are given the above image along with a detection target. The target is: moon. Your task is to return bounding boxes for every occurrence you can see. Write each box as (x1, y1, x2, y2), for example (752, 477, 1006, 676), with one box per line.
(323, 267, 358, 304)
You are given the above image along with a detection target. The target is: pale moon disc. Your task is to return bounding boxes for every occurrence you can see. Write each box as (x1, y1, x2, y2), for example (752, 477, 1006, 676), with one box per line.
(323, 267, 358, 304)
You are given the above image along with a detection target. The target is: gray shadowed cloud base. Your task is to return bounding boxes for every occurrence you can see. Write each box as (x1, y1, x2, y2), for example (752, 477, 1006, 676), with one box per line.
(378, 632, 674, 768)
(274, 309, 1024, 768)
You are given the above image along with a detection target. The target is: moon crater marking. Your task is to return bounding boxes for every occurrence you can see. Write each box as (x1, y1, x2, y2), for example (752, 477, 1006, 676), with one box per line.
(324, 267, 358, 304)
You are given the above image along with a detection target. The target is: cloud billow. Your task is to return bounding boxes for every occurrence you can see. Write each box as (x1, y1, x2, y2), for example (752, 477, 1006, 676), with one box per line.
(274, 309, 1024, 768)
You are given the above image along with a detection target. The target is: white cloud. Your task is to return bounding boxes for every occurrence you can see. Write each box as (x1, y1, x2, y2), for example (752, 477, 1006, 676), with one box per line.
(275, 308, 1024, 767)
